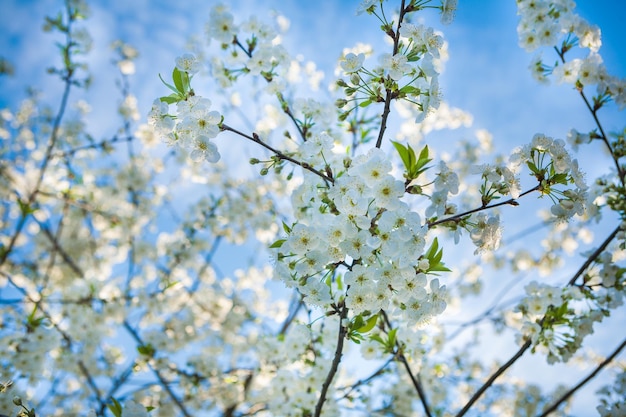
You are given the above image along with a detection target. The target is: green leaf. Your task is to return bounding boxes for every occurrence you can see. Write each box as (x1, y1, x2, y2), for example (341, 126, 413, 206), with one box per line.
(18, 199, 35, 216)
(108, 398, 123, 417)
(551, 173, 568, 185)
(159, 94, 181, 104)
(172, 67, 190, 94)
(370, 334, 385, 345)
(391, 141, 411, 171)
(137, 344, 155, 357)
(282, 221, 292, 234)
(269, 239, 286, 249)
(356, 313, 379, 334)
(336, 273, 344, 291)
(351, 314, 365, 331)
(428, 264, 452, 273)
(158, 73, 179, 94)
(387, 328, 398, 349)
(424, 237, 450, 274)
(409, 145, 432, 178)
(526, 161, 540, 175)
(424, 237, 439, 260)
(359, 99, 372, 108)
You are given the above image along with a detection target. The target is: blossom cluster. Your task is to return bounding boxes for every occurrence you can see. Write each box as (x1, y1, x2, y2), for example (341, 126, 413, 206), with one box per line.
(336, 5, 448, 123)
(517, 0, 626, 109)
(510, 133, 588, 221)
(149, 94, 222, 163)
(274, 143, 451, 326)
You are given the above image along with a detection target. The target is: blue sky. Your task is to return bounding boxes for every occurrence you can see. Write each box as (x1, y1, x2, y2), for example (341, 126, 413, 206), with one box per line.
(2, 1, 626, 415)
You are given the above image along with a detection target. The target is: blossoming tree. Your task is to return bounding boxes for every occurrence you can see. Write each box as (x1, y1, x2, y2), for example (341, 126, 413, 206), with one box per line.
(1, 0, 625, 416)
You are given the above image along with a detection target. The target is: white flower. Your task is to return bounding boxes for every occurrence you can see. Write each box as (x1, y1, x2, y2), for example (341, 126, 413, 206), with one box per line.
(346, 284, 374, 315)
(434, 161, 459, 194)
(189, 135, 221, 163)
(175, 53, 201, 74)
(147, 99, 175, 135)
(286, 224, 320, 255)
(207, 7, 237, 43)
(440, 0, 458, 25)
(379, 53, 411, 81)
(470, 213, 501, 254)
(341, 52, 365, 74)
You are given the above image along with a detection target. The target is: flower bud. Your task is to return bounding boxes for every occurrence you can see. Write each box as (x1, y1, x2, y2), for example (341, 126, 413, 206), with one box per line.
(335, 99, 347, 109)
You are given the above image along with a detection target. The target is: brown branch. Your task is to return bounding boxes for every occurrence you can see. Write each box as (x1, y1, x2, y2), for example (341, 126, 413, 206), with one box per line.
(123, 320, 193, 417)
(313, 305, 348, 417)
(568, 225, 620, 286)
(455, 225, 620, 415)
(537, 337, 626, 417)
(554, 46, 625, 187)
(220, 123, 333, 183)
(455, 341, 532, 417)
(428, 185, 540, 228)
(381, 310, 432, 417)
(375, 0, 406, 149)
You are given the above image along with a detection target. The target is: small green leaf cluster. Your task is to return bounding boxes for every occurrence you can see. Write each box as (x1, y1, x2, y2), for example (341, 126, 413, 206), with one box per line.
(347, 312, 379, 343)
(391, 141, 431, 187)
(159, 68, 194, 105)
(421, 238, 451, 273)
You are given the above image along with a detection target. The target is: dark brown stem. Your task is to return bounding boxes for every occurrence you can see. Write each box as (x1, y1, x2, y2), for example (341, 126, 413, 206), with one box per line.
(123, 320, 193, 417)
(553, 46, 625, 187)
(428, 185, 540, 228)
(313, 305, 348, 417)
(568, 225, 620, 286)
(375, 0, 406, 149)
(455, 341, 532, 417)
(381, 311, 432, 417)
(220, 123, 333, 183)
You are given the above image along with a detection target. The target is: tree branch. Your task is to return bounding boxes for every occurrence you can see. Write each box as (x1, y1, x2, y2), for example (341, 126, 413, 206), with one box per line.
(123, 320, 193, 417)
(381, 310, 433, 417)
(428, 185, 540, 228)
(313, 305, 348, 417)
(375, 0, 406, 149)
(455, 341, 532, 417)
(220, 123, 333, 183)
(538, 337, 626, 417)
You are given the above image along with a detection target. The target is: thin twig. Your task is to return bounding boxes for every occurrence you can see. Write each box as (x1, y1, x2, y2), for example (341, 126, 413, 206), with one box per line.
(123, 320, 193, 417)
(220, 123, 333, 183)
(428, 185, 540, 228)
